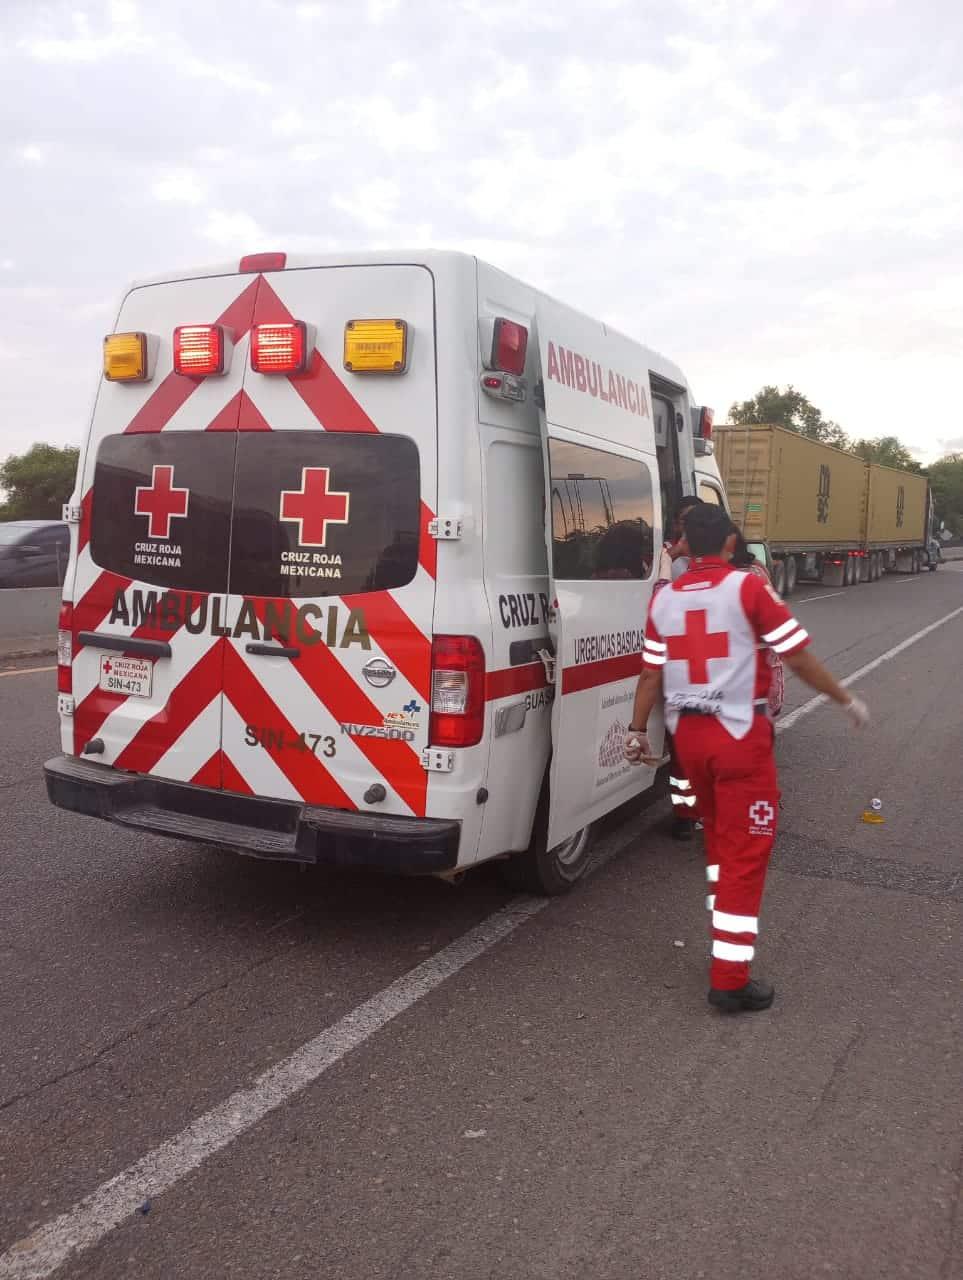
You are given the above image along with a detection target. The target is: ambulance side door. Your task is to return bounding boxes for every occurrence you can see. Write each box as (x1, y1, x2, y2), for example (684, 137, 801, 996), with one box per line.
(533, 304, 664, 849)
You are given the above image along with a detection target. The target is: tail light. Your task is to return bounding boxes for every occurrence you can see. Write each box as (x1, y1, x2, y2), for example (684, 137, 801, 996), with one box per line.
(239, 252, 287, 273)
(173, 325, 229, 376)
(491, 319, 528, 376)
(57, 602, 73, 694)
(250, 321, 308, 374)
(430, 635, 486, 748)
(698, 406, 714, 440)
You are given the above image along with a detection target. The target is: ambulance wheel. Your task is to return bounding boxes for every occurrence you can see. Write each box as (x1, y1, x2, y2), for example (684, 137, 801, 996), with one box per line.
(783, 555, 797, 595)
(500, 786, 594, 896)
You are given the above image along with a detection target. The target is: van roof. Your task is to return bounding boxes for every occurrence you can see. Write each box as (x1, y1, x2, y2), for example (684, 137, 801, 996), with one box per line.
(124, 248, 690, 391)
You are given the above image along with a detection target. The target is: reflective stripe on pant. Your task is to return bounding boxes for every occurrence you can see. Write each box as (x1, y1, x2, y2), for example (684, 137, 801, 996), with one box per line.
(673, 715, 779, 991)
(667, 736, 698, 819)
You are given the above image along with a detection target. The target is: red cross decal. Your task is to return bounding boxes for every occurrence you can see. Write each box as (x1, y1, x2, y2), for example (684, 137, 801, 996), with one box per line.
(665, 609, 730, 684)
(279, 467, 350, 547)
(134, 465, 190, 540)
(103, 660, 112, 674)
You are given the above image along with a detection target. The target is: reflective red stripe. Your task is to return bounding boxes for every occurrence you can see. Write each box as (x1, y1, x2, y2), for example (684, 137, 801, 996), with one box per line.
(561, 652, 642, 695)
(205, 389, 271, 433)
(72, 570, 133, 653)
(419, 502, 437, 580)
(486, 662, 547, 701)
(77, 488, 93, 555)
(114, 640, 227, 775)
(190, 750, 222, 789)
(281, 609, 427, 817)
(221, 751, 254, 795)
(123, 277, 260, 435)
(342, 589, 431, 703)
(222, 643, 355, 809)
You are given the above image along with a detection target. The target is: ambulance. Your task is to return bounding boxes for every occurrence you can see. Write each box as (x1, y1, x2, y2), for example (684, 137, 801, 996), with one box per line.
(45, 250, 714, 895)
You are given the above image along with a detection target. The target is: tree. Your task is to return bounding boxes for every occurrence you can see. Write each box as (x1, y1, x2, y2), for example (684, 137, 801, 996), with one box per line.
(0, 444, 80, 521)
(728, 385, 850, 449)
(850, 436, 924, 473)
(927, 453, 963, 535)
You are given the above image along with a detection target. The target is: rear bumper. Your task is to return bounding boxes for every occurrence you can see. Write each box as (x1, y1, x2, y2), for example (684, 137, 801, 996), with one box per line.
(44, 755, 460, 874)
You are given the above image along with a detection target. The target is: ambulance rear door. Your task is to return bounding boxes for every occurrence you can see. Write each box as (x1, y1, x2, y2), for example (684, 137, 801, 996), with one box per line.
(219, 264, 438, 820)
(534, 300, 664, 847)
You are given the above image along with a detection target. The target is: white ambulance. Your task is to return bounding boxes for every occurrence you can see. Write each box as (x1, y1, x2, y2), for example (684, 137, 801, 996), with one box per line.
(46, 250, 713, 894)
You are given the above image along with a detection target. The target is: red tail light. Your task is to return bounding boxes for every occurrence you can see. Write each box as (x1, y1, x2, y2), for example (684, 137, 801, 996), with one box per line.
(57, 601, 73, 694)
(430, 635, 486, 748)
(699, 406, 714, 440)
(251, 321, 308, 374)
(173, 325, 226, 377)
(239, 252, 287, 273)
(492, 318, 528, 376)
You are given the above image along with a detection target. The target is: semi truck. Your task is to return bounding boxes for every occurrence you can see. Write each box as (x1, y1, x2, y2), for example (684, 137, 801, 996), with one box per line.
(715, 423, 934, 594)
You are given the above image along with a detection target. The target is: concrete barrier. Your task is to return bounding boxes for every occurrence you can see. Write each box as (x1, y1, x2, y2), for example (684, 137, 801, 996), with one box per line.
(0, 586, 61, 657)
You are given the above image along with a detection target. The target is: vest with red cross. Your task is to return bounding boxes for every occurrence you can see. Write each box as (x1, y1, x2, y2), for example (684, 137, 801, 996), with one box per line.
(643, 558, 810, 739)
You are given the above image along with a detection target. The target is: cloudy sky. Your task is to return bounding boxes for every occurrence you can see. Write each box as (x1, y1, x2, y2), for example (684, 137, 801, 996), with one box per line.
(2, 0, 961, 463)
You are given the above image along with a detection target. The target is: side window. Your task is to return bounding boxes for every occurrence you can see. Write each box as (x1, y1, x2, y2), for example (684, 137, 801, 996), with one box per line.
(549, 440, 654, 581)
(698, 481, 724, 507)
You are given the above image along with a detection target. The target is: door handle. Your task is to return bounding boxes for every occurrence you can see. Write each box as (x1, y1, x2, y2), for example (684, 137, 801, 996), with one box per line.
(245, 643, 301, 659)
(78, 632, 172, 659)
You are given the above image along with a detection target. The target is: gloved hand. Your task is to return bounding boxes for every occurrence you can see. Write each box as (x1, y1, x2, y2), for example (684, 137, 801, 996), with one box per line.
(842, 695, 870, 729)
(624, 730, 648, 765)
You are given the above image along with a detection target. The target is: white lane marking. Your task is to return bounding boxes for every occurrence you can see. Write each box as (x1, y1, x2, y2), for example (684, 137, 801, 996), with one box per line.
(0, 665, 56, 679)
(0, 899, 549, 1280)
(777, 603, 963, 734)
(6, 601, 963, 1277)
(793, 592, 845, 605)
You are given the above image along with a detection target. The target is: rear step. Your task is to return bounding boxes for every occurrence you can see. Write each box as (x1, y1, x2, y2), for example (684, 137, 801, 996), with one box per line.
(113, 803, 304, 860)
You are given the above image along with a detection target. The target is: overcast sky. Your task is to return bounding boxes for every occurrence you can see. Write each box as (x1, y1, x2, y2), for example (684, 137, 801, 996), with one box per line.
(2, 0, 961, 464)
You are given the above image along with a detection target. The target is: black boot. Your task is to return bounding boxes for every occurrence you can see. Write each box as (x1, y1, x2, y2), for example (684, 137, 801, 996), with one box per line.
(708, 979, 775, 1013)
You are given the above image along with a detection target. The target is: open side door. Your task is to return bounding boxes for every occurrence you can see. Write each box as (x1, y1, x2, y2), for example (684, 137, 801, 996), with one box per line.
(533, 302, 665, 848)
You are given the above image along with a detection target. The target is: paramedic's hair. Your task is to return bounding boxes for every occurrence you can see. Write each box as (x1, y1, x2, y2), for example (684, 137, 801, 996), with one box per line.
(729, 528, 756, 567)
(673, 496, 703, 523)
(683, 504, 733, 556)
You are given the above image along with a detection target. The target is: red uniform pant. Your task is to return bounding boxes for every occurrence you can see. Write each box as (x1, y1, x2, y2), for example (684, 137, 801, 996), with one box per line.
(673, 714, 779, 990)
(667, 734, 699, 822)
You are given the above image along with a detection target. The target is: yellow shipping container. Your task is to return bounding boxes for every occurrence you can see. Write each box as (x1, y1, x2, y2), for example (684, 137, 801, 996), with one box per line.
(864, 463, 928, 546)
(715, 424, 866, 549)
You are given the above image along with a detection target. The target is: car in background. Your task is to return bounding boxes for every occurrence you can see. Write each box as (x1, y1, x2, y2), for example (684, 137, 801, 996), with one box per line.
(0, 520, 70, 588)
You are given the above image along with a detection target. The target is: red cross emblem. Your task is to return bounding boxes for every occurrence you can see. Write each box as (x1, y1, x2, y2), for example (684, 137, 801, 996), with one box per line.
(665, 609, 729, 684)
(103, 660, 112, 674)
(134, 465, 190, 540)
(279, 467, 350, 547)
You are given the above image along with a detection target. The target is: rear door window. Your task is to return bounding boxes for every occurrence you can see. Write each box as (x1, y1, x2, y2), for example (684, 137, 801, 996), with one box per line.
(549, 439, 655, 580)
(90, 433, 236, 592)
(229, 431, 421, 599)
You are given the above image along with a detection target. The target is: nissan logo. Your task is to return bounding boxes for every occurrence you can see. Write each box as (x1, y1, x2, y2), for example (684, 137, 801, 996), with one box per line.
(362, 658, 396, 689)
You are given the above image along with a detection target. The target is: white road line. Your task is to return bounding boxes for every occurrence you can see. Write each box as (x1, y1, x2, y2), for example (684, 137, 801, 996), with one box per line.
(0, 899, 549, 1280)
(0, 665, 56, 679)
(793, 592, 845, 605)
(776, 603, 963, 734)
(6, 601, 963, 1278)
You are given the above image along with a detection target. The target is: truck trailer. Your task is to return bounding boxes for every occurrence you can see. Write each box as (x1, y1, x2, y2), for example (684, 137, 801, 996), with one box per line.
(715, 423, 932, 594)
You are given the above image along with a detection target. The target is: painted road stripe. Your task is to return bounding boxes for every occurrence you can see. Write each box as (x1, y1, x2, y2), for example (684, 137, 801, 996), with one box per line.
(777, 603, 963, 734)
(793, 591, 845, 605)
(0, 666, 56, 678)
(4, 601, 963, 1278)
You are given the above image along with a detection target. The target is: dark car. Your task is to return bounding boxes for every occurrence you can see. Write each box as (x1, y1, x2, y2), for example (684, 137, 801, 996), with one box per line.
(0, 520, 70, 588)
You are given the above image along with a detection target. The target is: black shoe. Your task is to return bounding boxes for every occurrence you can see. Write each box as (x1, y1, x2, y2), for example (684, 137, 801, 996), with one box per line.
(708, 979, 775, 1013)
(670, 817, 694, 842)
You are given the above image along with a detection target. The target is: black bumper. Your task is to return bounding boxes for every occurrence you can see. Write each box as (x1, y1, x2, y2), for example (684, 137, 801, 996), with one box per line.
(44, 755, 460, 874)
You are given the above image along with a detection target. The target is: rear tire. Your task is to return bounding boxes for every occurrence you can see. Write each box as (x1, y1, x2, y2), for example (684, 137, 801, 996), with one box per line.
(845, 556, 857, 587)
(784, 555, 797, 595)
(500, 783, 594, 896)
(772, 558, 787, 595)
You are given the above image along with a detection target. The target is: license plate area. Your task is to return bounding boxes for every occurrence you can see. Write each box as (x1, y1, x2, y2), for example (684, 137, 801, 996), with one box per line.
(99, 654, 153, 698)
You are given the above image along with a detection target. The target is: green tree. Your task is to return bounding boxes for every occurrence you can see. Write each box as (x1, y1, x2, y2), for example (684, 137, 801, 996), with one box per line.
(851, 436, 924, 473)
(0, 444, 80, 520)
(728, 385, 850, 449)
(927, 453, 963, 535)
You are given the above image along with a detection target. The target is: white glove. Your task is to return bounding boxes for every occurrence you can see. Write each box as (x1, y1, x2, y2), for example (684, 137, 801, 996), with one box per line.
(624, 730, 650, 765)
(842, 695, 870, 729)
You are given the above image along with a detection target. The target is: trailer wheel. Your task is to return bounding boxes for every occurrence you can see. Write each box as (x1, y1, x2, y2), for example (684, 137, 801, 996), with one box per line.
(871, 553, 881, 581)
(784, 555, 797, 595)
(772, 558, 787, 595)
(500, 781, 594, 896)
(845, 556, 857, 587)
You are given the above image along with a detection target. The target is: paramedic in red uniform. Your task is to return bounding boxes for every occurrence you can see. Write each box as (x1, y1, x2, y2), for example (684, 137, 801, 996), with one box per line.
(625, 505, 869, 1013)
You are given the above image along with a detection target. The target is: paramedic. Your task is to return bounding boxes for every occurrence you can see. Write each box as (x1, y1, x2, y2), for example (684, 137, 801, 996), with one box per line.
(654, 495, 704, 838)
(625, 504, 869, 1013)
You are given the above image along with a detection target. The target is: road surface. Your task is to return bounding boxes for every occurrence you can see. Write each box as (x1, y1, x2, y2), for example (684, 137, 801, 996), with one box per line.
(1, 565, 961, 1280)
